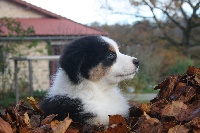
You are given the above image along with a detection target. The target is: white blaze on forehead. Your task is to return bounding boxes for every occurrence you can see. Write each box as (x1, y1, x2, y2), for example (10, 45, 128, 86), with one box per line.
(101, 36, 118, 51)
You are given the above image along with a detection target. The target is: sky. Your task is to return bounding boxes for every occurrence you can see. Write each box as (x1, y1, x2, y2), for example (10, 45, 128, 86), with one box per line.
(24, 0, 142, 25)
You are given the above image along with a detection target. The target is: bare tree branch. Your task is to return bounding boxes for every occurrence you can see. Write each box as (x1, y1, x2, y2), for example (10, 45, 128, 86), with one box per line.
(187, 0, 195, 8)
(180, 1, 188, 21)
(148, 2, 186, 31)
(143, 0, 179, 45)
(190, 1, 200, 28)
(110, 11, 153, 18)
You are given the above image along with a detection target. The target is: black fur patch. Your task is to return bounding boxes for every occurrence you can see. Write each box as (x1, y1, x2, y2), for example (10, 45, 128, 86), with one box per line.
(59, 36, 117, 84)
(39, 95, 94, 123)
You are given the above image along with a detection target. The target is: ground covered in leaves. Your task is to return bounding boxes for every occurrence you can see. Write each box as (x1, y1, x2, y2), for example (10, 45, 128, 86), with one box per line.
(0, 66, 200, 133)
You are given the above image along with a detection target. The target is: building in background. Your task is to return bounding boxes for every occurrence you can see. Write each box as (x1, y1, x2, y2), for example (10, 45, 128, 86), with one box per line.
(0, 0, 107, 90)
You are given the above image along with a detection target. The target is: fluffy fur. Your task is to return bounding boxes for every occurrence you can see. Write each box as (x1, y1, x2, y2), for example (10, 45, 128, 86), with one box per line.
(40, 36, 139, 125)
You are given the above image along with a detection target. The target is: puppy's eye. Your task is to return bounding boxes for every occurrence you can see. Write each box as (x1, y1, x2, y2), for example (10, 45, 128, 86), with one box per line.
(107, 52, 116, 60)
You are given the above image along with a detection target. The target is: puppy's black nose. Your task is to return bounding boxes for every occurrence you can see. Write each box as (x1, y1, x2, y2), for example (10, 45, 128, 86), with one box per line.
(133, 59, 139, 68)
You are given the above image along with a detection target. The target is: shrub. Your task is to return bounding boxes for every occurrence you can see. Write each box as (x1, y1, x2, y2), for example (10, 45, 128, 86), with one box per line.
(167, 57, 193, 76)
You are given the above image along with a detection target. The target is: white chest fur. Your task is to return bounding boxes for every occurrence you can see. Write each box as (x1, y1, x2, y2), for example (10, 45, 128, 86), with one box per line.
(82, 88, 130, 125)
(48, 70, 130, 125)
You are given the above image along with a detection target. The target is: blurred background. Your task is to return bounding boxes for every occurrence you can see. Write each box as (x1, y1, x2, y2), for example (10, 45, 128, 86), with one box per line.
(0, 0, 200, 109)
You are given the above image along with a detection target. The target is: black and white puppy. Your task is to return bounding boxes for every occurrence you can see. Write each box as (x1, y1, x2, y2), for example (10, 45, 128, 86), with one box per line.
(40, 36, 139, 125)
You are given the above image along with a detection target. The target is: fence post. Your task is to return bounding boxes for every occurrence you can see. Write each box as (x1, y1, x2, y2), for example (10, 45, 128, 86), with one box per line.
(14, 60, 19, 104)
(28, 60, 33, 96)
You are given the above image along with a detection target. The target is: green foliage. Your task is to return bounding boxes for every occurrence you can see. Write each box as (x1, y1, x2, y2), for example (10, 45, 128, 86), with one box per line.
(27, 40, 38, 49)
(46, 42, 53, 55)
(0, 18, 39, 91)
(1, 17, 35, 37)
(167, 58, 193, 76)
(0, 90, 47, 109)
(0, 18, 36, 73)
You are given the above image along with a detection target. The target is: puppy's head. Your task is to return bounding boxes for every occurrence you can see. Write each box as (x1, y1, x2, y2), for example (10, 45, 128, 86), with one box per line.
(59, 36, 139, 85)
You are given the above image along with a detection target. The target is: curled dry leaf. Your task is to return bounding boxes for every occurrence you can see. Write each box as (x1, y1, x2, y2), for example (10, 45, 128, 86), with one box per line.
(143, 112, 151, 120)
(27, 97, 44, 113)
(65, 127, 79, 133)
(108, 115, 126, 125)
(161, 101, 188, 117)
(19, 127, 31, 133)
(30, 115, 41, 128)
(32, 127, 45, 133)
(176, 101, 200, 122)
(150, 100, 166, 116)
(27, 97, 44, 114)
(169, 85, 196, 102)
(186, 66, 200, 76)
(51, 120, 60, 128)
(41, 114, 57, 126)
(140, 103, 151, 113)
(104, 115, 127, 133)
(136, 117, 162, 133)
(168, 125, 189, 133)
(153, 74, 181, 102)
(23, 112, 31, 128)
(52, 115, 72, 133)
(185, 117, 200, 129)
(0, 117, 13, 133)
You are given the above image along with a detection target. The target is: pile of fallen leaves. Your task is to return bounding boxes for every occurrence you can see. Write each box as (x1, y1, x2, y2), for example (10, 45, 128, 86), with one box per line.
(0, 66, 200, 133)
(129, 66, 200, 133)
(0, 97, 128, 133)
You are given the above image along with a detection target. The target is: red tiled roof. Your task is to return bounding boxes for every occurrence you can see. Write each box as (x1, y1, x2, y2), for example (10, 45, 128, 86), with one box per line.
(11, 0, 64, 19)
(0, 18, 107, 36)
(1, 0, 107, 36)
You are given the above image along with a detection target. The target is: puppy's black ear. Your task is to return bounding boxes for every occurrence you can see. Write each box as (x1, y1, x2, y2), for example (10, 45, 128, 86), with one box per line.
(59, 44, 85, 84)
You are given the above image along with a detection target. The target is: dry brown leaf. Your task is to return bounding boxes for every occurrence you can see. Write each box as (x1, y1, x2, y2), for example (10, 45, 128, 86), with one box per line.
(32, 127, 45, 133)
(168, 125, 189, 133)
(144, 112, 152, 120)
(6, 113, 13, 124)
(186, 66, 200, 76)
(52, 115, 72, 133)
(27, 97, 44, 113)
(51, 120, 60, 128)
(150, 100, 166, 116)
(195, 75, 200, 85)
(161, 117, 178, 132)
(193, 129, 200, 133)
(176, 101, 200, 122)
(185, 117, 200, 129)
(19, 127, 32, 133)
(104, 126, 127, 133)
(23, 112, 31, 128)
(30, 115, 41, 128)
(104, 115, 127, 133)
(41, 114, 57, 126)
(140, 103, 151, 113)
(161, 101, 188, 116)
(169, 85, 196, 102)
(136, 117, 162, 133)
(108, 115, 126, 125)
(0, 117, 13, 133)
(39, 124, 51, 132)
(153, 74, 181, 102)
(65, 127, 79, 133)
